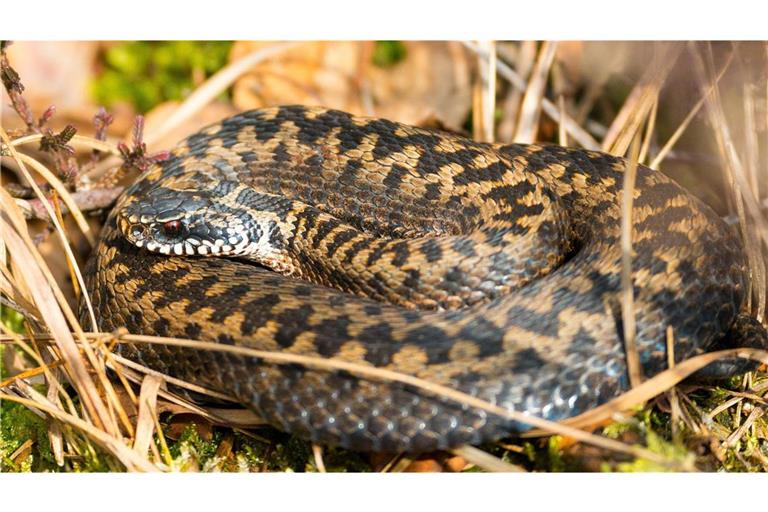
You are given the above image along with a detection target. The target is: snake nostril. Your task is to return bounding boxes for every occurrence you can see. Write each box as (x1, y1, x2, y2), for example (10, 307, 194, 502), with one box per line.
(130, 224, 147, 240)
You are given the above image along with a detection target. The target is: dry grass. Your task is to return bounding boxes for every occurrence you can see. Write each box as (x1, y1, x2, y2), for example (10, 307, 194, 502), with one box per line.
(1, 41, 767, 472)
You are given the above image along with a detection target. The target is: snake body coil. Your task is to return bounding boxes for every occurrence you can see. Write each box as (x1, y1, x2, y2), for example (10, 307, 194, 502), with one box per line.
(84, 106, 763, 452)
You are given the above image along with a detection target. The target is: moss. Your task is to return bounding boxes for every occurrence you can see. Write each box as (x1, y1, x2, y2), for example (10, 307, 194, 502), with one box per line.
(166, 423, 223, 470)
(91, 41, 233, 112)
(0, 397, 58, 472)
(1, 307, 25, 334)
(1, 311, 58, 473)
(372, 41, 407, 68)
(611, 430, 695, 472)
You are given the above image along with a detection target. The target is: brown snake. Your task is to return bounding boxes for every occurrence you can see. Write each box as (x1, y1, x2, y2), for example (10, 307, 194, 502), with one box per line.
(83, 105, 767, 452)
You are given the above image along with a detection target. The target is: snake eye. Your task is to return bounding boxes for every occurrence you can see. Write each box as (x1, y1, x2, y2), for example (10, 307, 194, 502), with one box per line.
(162, 220, 183, 237)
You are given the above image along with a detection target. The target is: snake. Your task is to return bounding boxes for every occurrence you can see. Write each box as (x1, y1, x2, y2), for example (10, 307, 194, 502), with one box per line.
(82, 105, 767, 453)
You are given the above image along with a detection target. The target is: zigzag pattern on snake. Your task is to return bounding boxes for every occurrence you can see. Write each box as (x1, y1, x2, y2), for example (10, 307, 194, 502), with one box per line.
(82, 105, 766, 452)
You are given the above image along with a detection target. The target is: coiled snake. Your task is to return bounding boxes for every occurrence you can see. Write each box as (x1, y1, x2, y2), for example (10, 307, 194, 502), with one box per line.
(83, 105, 766, 452)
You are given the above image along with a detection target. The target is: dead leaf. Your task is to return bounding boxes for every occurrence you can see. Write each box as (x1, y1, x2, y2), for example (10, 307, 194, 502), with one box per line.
(164, 413, 215, 441)
(230, 41, 471, 130)
(230, 41, 362, 113)
(403, 452, 469, 472)
(368, 41, 472, 130)
(133, 375, 163, 456)
(369, 451, 469, 472)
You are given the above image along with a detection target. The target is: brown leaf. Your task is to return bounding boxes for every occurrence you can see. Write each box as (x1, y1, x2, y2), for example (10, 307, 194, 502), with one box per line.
(164, 413, 215, 441)
(230, 41, 471, 130)
(369, 451, 469, 472)
(402, 452, 469, 472)
(230, 41, 363, 112)
(368, 42, 472, 130)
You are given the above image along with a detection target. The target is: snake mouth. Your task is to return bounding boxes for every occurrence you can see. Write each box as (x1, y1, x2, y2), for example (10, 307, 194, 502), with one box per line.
(119, 211, 255, 257)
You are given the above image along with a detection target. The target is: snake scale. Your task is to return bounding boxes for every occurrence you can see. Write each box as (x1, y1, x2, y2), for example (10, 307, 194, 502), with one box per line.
(82, 105, 767, 452)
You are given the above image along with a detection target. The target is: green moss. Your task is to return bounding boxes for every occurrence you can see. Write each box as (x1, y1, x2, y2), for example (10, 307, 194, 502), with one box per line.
(372, 41, 407, 68)
(611, 430, 695, 472)
(161, 423, 371, 472)
(1, 307, 25, 334)
(166, 423, 223, 471)
(1, 310, 58, 472)
(0, 398, 58, 472)
(91, 41, 233, 112)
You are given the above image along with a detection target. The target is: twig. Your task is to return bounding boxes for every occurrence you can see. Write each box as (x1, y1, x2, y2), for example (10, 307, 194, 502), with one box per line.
(473, 41, 496, 143)
(15, 186, 124, 220)
(602, 42, 682, 156)
(463, 41, 599, 150)
(514, 41, 557, 143)
(649, 50, 734, 170)
(312, 444, 326, 473)
(620, 135, 643, 387)
(451, 445, 525, 472)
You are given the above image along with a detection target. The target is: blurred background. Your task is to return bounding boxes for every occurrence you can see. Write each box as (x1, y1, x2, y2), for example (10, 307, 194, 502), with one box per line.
(2, 41, 765, 212)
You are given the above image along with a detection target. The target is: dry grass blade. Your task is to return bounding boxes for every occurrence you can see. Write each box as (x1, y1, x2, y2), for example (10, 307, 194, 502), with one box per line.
(705, 396, 745, 421)
(649, 51, 734, 170)
(9, 133, 122, 156)
(688, 43, 768, 319)
(0, 269, 41, 325)
(9, 439, 34, 465)
(620, 135, 643, 387)
(312, 444, 326, 473)
(557, 95, 567, 146)
(0, 210, 115, 434)
(497, 42, 536, 142)
(514, 41, 557, 143)
(724, 407, 765, 448)
(472, 41, 496, 143)
(133, 375, 163, 458)
(11, 152, 95, 247)
(0, 392, 159, 472)
(638, 98, 657, 165)
(742, 80, 766, 319)
(46, 397, 65, 467)
(665, 326, 682, 441)
(602, 43, 682, 156)
(462, 41, 599, 149)
(388, 456, 415, 473)
(1, 128, 97, 329)
(451, 445, 525, 472)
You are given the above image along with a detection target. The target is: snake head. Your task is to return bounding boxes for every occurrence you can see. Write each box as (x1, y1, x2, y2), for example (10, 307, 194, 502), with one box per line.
(116, 182, 286, 258)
